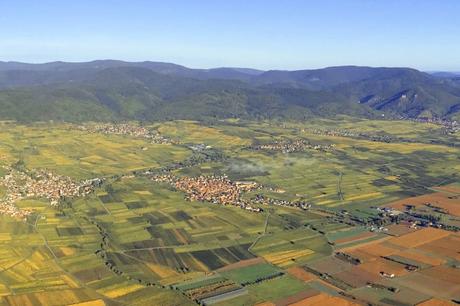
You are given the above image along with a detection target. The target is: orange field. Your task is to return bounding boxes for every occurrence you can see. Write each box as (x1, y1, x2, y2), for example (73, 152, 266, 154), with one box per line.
(420, 265, 460, 284)
(287, 266, 317, 282)
(388, 227, 450, 248)
(392, 272, 459, 301)
(432, 185, 460, 194)
(387, 192, 460, 217)
(345, 240, 400, 263)
(273, 288, 320, 306)
(417, 298, 457, 306)
(338, 235, 390, 254)
(216, 257, 266, 272)
(288, 292, 360, 306)
(334, 266, 380, 288)
(418, 234, 460, 260)
(394, 249, 446, 266)
(358, 257, 410, 277)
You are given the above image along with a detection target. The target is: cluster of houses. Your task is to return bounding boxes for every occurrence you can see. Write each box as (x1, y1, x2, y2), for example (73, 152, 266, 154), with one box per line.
(0, 166, 103, 220)
(77, 123, 174, 144)
(152, 174, 262, 212)
(252, 139, 335, 154)
(308, 121, 458, 147)
(375, 206, 403, 216)
(368, 204, 460, 233)
(0, 198, 31, 220)
(408, 117, 459, 135)
(150, 172, 315, 213)
(307, 128, 397, 143)
(252, 194, 311, 210)
(402, 204, 460, 232)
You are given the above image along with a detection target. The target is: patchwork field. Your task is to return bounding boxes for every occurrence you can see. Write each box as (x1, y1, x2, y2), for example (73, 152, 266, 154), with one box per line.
(0, 118, 459, 305)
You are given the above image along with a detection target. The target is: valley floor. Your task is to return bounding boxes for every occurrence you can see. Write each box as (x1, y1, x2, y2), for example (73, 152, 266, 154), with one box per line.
(0, 118, 459, 306)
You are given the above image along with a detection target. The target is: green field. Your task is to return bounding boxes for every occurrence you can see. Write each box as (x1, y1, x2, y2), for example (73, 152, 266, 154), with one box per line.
(0, 119, 458, 305)
(220, 263, 282, 285)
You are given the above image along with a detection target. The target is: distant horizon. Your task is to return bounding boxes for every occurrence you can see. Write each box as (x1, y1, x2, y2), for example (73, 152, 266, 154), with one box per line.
(1, 1, 460, 71)
(1, 59, 460, 73)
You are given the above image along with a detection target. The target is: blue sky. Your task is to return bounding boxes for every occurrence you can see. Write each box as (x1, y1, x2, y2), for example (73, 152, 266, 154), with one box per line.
(1, 0, 459, 70)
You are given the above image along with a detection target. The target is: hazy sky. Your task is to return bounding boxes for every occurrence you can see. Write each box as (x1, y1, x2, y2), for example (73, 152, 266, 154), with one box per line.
(1, 0, 459, 70)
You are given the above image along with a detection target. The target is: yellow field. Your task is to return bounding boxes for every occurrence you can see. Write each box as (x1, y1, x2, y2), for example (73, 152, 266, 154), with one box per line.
(158, 121, 250, 148)
(147, 263, 180, 279)
(345, 192, 382, 201)
(99, 283, 145, 299)
(0, 124, 191, 180)
(262, 249, 314, 267)
(69, 300, 106, 306)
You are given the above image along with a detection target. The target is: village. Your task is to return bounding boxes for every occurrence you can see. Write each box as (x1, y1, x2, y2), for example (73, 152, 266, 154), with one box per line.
(252, 139, 335, 153)
(306, 120, 459, 147)
(77, 123, 175, 144)
(0, 165, 103, 220)
(151, 174, 262, 212)
(407, 117, 459, 135)
(307, 128, 397, 143)
(151, 173, 316, 212)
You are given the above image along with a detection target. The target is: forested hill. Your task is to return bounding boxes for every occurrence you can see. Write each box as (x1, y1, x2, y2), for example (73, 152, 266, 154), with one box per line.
(0, 60, 459, 122)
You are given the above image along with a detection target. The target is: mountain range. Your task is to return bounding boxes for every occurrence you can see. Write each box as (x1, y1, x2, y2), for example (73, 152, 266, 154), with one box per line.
(0, 60, 459, 122)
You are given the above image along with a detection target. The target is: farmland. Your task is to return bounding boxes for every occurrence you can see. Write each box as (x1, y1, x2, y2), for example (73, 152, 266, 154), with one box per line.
(0, 118, 459, 305)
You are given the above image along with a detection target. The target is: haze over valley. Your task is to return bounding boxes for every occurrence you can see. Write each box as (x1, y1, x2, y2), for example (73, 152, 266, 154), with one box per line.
(1, 1, 460, 306)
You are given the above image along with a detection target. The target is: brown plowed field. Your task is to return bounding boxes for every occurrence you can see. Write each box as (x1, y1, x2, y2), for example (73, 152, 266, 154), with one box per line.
(307, 257, 353, 275)
(333, 266, 380, 288)
(418, 235, 460, 260)
(417, 298, 457, 306)
(394, 249, 445, 266)
(384, 223, 419, 237)
(358, 257, 410, 277)
(432, 185, 460, 194)
(345, 241, 400, 264)
(273, 288, 320, 306)
(288, 292, 360, 306)
(216, 257, 266, 272)
(338, 236, 391, 254)
(388, 227, 450, 248)
(394, 272, 460, 301)
(387, 192, 460, 217)
(287, 266, 317, 282)
(420, 265, 460, 284)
